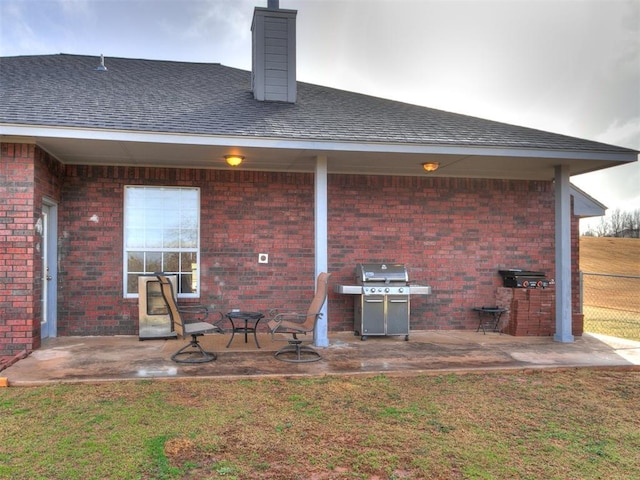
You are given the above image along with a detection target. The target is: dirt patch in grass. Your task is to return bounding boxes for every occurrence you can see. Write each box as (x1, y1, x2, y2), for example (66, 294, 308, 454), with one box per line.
(2, 370, 639, 479)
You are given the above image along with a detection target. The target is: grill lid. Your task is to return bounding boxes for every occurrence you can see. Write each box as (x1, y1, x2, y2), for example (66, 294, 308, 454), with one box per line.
(356, 263, 408, 284)
(499, 269, 546, 278)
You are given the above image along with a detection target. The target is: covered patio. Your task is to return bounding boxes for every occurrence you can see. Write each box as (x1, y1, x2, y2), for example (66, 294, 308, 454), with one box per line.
(2, 330, 639, 386)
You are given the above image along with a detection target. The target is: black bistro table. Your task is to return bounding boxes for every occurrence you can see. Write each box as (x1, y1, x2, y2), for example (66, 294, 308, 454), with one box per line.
(225, 311, 265, 348)
(473, 307, 508, 334)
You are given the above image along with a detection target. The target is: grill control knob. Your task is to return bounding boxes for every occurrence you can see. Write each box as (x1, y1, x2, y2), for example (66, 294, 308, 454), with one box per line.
(385, 287, 390, 293)
(399, 288, 404, 293)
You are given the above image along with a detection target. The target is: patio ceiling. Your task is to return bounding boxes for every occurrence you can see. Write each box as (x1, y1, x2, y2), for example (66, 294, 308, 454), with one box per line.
(4, 126, 636, 181)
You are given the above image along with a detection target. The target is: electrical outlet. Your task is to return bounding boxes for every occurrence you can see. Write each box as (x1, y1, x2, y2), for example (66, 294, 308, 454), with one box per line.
(258, 253, 269, 264)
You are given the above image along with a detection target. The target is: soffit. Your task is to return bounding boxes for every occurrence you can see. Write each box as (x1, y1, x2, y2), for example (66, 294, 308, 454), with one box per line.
(17, 132, 634, 181)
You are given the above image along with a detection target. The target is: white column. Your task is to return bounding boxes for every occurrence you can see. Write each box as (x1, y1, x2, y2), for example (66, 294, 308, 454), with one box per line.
(554, 165, 574, 343)
(314, 155, 329, 347)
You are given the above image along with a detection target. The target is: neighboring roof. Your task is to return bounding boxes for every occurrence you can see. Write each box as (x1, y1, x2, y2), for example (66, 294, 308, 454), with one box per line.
(570, 184, 607, 218)
(1, 54, 636, 154)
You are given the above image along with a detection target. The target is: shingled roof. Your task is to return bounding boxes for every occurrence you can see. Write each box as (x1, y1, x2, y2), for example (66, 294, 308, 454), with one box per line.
(1, 54, 635, 156)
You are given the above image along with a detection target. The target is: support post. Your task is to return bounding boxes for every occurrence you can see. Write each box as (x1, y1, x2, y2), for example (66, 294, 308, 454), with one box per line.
(554, 165, 574, 342)
(314, 155, 329, 347)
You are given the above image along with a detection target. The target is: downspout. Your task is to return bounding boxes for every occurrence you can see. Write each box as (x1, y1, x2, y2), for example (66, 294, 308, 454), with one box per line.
(554, 165, 574, 342)
(314, 155, 329, 347)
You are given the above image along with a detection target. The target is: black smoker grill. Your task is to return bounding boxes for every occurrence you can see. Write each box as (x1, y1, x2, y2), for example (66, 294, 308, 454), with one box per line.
(334, 263, 431, 340)
(499, 269, 551, 289)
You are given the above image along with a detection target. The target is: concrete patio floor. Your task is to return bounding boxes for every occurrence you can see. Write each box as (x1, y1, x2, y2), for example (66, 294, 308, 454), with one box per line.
(2, 330, 640, 386)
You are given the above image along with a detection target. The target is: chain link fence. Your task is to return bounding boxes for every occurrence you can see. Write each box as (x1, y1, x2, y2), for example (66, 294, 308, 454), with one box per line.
(580, 272, 640, 342)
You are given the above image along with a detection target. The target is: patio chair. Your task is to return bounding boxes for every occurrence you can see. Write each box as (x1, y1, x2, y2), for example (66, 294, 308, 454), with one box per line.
(156, 274, 223, 364)
(267, 272, 331, 363)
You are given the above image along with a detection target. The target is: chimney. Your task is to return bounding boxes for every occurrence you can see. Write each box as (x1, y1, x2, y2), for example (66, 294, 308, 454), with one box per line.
(252, 1, 297, 102)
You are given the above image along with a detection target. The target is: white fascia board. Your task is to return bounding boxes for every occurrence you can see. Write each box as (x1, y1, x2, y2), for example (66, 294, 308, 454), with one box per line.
(1, 123, 637, 163)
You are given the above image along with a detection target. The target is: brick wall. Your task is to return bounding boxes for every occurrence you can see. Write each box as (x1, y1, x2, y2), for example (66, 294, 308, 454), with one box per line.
(59, 166, 317, 335)
(1, 143, 36, 359)
(0, 144, 63, 360)
(59, 167, 579, 335)
(328, 176, 565, 332)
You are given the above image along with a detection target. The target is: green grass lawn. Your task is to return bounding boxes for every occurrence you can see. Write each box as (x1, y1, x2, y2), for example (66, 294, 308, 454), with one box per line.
(2, 370, 639, 479)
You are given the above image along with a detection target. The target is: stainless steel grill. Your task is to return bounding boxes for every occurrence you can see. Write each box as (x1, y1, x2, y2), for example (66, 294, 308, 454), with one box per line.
(334, 263, 432, 340)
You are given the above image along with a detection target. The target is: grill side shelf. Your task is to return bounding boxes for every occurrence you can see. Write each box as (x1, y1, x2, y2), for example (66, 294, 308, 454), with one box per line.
(334, 285, 362, 294)
(408, 285, 432, 295)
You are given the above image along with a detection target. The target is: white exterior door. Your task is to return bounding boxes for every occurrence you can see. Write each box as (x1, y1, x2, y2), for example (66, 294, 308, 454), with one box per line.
(40, 202, 58, 338)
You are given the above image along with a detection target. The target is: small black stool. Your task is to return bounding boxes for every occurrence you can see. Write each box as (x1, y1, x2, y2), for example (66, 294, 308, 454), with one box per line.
(473, 307, 507, 334)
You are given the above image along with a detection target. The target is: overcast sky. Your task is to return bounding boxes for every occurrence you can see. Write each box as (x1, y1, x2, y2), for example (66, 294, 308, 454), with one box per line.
(2, 0, 638, 230)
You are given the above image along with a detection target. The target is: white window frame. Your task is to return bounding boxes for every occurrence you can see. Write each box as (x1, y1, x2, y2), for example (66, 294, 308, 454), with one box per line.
(123, 186, 200, 299)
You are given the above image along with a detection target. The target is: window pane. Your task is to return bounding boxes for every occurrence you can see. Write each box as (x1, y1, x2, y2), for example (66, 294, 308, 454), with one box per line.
(125, 228, 144, 248)
(163, 228, 181, 248)
(126, 188, 146, 207)
(180, 209, 197, 228)
(180, 252, 197, 271)
(148, 207, 166, 227)
(127, 252, 144, 272)
(145, 252, 162, 273)
(179, 274, 194, 294)
(126, 274, 139, 294)
(164, 252, 179, 272)
(181, 229, 197, 248)
(125, 209, 145, 228)
(145, 228, 163, 248)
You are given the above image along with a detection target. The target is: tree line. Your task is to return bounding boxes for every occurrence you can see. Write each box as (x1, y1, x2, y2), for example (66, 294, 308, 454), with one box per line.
(582, 208, 640, 238)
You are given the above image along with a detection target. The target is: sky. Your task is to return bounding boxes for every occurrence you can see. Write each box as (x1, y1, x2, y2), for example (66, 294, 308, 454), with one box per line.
(1, 0, 638, 231)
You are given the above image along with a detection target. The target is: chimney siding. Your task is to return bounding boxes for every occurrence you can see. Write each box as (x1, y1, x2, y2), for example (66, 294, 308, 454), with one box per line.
(252, 7, 297, 103)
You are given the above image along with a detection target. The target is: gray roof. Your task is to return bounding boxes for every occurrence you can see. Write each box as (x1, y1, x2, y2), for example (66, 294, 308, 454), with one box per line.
(1, 54, 636, 156)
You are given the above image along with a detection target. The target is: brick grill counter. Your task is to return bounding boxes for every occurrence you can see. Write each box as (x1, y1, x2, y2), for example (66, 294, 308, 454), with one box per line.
(496, 287, 555, 336)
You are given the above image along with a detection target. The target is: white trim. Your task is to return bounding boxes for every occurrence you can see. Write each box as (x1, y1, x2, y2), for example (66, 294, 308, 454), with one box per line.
(1, 124, 636, 163)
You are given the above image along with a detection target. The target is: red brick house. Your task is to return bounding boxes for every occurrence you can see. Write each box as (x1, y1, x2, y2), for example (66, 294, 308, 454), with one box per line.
(1, 4, 637, 363)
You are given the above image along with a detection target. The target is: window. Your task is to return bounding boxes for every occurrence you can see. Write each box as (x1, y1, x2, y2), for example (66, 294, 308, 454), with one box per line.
(124, 186, 200, 298)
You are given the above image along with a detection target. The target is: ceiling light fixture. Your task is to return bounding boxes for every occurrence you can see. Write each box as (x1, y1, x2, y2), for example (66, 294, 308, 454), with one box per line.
(225, 155, 244, 167)
(422, 162, 439, 172)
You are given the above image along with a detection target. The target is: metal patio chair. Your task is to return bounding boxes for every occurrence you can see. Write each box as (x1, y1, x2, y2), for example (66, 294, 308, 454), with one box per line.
(267, 272, 331, 363)
(156, 274, 223, 363)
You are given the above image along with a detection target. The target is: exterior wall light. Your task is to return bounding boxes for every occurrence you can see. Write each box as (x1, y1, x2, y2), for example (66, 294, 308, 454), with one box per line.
(225, 155, 244, 167)
(422, 162, 439, 172)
